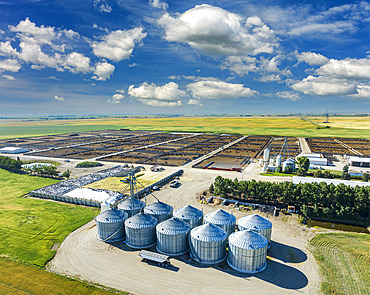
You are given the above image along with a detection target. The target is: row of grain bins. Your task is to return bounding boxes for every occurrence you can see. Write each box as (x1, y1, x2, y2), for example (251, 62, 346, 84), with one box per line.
(96, 200, 273, 273)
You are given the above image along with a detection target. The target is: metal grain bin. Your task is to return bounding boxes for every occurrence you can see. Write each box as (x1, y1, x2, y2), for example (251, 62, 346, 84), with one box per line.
(125, 212, 158, 249)
(227, 230, 268, 273)
(156, 217, 191, 256)
(189, 223, 227, 264)
(96, 209, 128, 243)
(238, 214, 272, 247)
(144, 201, 173, 222)
(204, 209, 236, 237)
(117, 197, 145, 217)
(173, 205, 203, 228)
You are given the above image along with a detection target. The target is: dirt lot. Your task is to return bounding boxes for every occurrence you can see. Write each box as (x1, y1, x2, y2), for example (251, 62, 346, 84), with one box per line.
(48, 168, 320, 295)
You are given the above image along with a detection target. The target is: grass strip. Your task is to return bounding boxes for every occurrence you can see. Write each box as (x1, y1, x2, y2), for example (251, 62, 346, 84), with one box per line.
(309, 233, 370, 295)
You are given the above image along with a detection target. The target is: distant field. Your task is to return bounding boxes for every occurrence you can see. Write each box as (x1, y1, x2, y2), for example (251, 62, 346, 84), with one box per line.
(0, 169, 98, 266)
(309, 233, 370, 295)
(0, 116, 369, 139)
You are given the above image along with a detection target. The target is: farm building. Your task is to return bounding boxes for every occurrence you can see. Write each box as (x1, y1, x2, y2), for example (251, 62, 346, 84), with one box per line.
(292, 176, 370, 188)
(299, 153, 328, 166)
(347, 156, 370, 168)
(0, 146, 28, 154)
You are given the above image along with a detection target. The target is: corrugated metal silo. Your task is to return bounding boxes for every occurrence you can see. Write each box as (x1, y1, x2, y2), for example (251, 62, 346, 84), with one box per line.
(227, 230, 268, 273)
(173, 205, 203, 228)
(117, 196, 145, 217)
(96, 208, 128, 243)
(189, 223, 227, 264)
(125, 212, 158, 249)
(238, 214, 272, 247)
(204, 209, 236, 237)
(156, 217, 191, 256)
(144, 200, 173, 222)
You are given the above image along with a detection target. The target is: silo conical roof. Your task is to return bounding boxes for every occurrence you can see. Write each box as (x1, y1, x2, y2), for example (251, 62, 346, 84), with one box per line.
(229, 230, 268, 249)
(204, 209, 236, 225)
(190, 223, 227, 242)
(144, 201, 173, 215)
(125, 212, 158, 229)
(174, 204, 203, 219)
(156, 217, 191, 235)
(96, 208, 127, 223)
(117, 196, 145, 210)
(238, 214, 272, 230)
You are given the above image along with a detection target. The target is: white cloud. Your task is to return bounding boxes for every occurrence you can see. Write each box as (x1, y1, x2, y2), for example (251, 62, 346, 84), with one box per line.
(92, 28, 146, 62)
(291, 75, 357, 96)
(222, 56, 259, 75)
(0, 41, 18, 57)
(296, 51, 329, 66)
(54, 95, 64, 101)
(257, 74, 281, 82)
(108, 90, 125, 103)
(0, 59, 21, 73)
(317, 58, 370, 80)
(351, 84, 370, 100)
(9, 17, 56, 45)
(64, 52, 90, 73)
(186, 80, 257, 99)
(188, 98, 203, 107)
(94, 0, 112, 13)
(63, 29, 80, 39)
(128, 82, 184, 107)
(150, 0, 168, 10)
(2, 74, 15, 80)
(276, 91, 300, 101)
(157, 4, 278, 56)
(92, 61, 115, 81)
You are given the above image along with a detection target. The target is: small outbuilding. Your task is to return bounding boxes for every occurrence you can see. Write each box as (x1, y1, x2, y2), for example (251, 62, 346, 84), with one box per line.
(0, 147, 28, 154)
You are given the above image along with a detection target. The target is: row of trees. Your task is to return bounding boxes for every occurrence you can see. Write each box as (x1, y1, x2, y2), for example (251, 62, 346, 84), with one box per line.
(211, 176, 369, 223)
(0, 155, 22, 171)
(23, 164, 58, 177)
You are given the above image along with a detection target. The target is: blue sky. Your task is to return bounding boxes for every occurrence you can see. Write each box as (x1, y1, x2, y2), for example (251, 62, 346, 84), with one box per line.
(0, 0, 369, 116)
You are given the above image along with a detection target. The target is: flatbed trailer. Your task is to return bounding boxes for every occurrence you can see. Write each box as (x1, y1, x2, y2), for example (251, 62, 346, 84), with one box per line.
(138, 250, 171, 267)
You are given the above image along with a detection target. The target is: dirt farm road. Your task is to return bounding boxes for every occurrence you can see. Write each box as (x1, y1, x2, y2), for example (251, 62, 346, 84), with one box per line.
(48, 167, 320, 295)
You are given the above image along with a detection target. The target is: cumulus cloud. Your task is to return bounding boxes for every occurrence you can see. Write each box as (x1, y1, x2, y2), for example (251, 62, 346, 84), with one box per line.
(291, 75, 357, 96)
(0, 41, 18, 57)
(54, 95, 64, 101)
(186, 80, 257, 99)
(128, 82, 184, 107)
(92, 61, 115, 81)
(9, 17, 56, 45)
(157, 4, 278, 56)
(150, 0, 168, 10)
(108, 89, 125, 103)
(223, 55, 290, 80)
(296, 51, 329, 66)
(92, 28, 146, 62)
(187, 98, 203, 107)
(317, 58, 370, 80)
(2, 74, 15, 80)
(0, 59, 21, 72)
(351, 84, 370, 100)
(94, 0, 112, 13)
(64, 52, 90, 73)
(276, 91, 300, 101)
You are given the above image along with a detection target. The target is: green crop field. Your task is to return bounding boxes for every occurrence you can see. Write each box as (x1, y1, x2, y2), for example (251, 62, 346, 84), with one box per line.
(0, 168, 98, 266)
(0, 116, 369, 139)
(309, 233, 370, 295)
(0, 168, 127, 294)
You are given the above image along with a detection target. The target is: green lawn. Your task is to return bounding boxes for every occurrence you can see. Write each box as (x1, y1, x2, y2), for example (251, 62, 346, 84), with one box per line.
(0, 168, 98, 266)
(309, 233, 370, 295)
